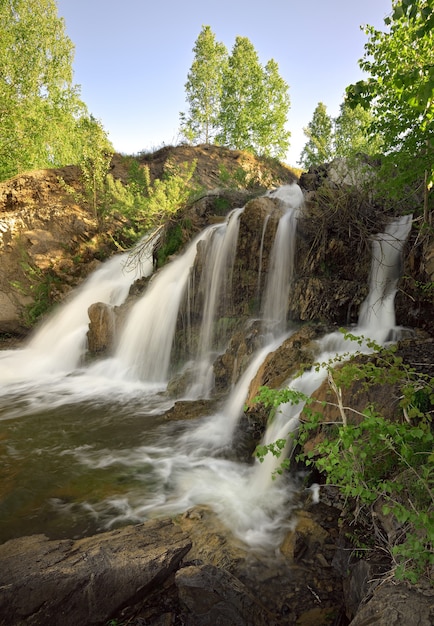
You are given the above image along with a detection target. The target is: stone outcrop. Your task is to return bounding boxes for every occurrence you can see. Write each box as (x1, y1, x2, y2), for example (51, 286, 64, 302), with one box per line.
(0, 146, 297, 336)
(0, 518, 191, 626)
(348, 581, 434, 625)
(231, 196, 284, 316)
(176, 503, 347, 626)
(245, 324, 327, 406)
(87, 301, 116, 354)
(0, 167, 98, 334)
(176, 563, 272, 626)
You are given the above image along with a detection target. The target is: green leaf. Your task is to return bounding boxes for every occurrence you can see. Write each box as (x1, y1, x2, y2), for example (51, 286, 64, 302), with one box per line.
(393, 5, 405, 20)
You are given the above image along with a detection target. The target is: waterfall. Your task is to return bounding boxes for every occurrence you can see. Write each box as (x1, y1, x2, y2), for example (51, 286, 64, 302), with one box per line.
(257, 214, 270, 302)
(0, 244, 153, 383)
(261, 184, 304, 333)
(185, 334, 289, 449)
(358, 214, 412, 341)
(113, 229, 211, 384)
(0, 186, 412, 552)
(187, 208, 243, 397)
(253, 213, 413, 484)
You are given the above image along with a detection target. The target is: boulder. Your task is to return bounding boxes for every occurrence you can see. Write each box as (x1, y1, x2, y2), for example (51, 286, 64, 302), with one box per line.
(349, 582, 434, 625)
(87, 301, 115, 354)
(0, 518, 191, 626)
(245, 324, 327, 406)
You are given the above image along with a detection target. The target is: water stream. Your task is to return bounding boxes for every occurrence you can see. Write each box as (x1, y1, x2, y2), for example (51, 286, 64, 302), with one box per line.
(0, 188, 412, 550)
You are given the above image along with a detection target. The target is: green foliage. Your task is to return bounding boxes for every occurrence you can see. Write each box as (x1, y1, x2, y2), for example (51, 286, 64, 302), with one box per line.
(103, 158, 199, 245)
(179, 25, 228, 144)
(299, 102, 334, 169)
(11, 256, 61, 326)
(156, 223, 184, 267)
(217, 37, 290, 159)
(217, 164, 255, 189)
(298, 100, 382, 170)
(346, 0, 434, 220)
(213, 197, 231, 214)
(77, 115, 114, 220)
(333, 102, 383, 159)
(254, 59, 292, 159)
(254, 331, 434, 582)
(306, 410, 433, 582)
(0, 0, 110, 181)
(181, 28, 290, 159)
(252, 385, 311, 410)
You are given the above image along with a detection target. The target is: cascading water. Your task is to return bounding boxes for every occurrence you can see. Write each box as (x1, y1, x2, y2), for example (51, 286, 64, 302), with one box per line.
(257, 214, 270, 302)
(261, 184, 304, 333)
(186, 208, 243, 397)
(0, 186, 412, 552)
(358, 214, 413, 341)
(252, 213, 414, 486)
(0, 244, 153, 383)
(113, 229, 211, 385)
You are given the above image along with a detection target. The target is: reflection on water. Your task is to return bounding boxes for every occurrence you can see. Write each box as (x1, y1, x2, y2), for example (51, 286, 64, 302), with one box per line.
(0, 383, 176, 543)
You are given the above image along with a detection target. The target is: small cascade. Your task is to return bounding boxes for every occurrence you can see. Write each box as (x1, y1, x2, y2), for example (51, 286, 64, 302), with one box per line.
(257, 214, 270, 301)
(261, 184, 304, 333)
(261, 208, 299, 333)
(0, 246, 153, 383)
(186, 334, 289, 450)
(358, 214, 413, 341)
(114, 229, 212, 384)
(187, 208, 243, 396)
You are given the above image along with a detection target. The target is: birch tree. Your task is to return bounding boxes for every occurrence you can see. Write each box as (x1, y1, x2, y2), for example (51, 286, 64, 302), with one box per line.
(0, 0, 111, 181)
(299, 102, 334, 168)
(179, 26, 228, 144)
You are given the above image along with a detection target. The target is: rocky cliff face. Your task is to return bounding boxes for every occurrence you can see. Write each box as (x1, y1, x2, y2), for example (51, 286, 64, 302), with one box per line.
(0, 146, 297, 336)
(0, 167, 96, 333)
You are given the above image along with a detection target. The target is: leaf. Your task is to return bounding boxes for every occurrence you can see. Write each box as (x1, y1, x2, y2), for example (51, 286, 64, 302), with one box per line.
(393, 5, 405, 20)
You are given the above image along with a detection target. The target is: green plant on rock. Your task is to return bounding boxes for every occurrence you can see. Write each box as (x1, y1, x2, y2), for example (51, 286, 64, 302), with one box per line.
(156, 223, 184, 267)
(103, 158, 200, 246)
(78, 115, 114, 221)
(254, 331, 434, 583)
(11, 256, 61, 326)
(220, 159, 287, 191)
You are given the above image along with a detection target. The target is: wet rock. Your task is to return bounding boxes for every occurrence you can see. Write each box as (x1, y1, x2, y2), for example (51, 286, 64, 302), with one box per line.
(164, 399, 217, 421)
(280, 510, 330, 561)
(232, 196, 283, 316)
(245, 324, 327, 406)
(288, 277, 367, 325)
(230, 408, 268, 462)
(87, 301, 115, 354)
(177, 506, 248, 572)
(0, 518, 191, 626)
(213, 320, 264, 390)
(175, 562, 273, 626)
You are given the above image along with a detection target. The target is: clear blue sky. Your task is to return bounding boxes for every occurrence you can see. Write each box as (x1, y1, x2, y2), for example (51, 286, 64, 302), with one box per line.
(56, 0, 392, 166)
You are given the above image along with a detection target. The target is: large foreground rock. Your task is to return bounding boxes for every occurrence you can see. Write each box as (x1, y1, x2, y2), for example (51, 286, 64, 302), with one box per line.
(0, 518, 191, 626)
(348, 581, 434, 625)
